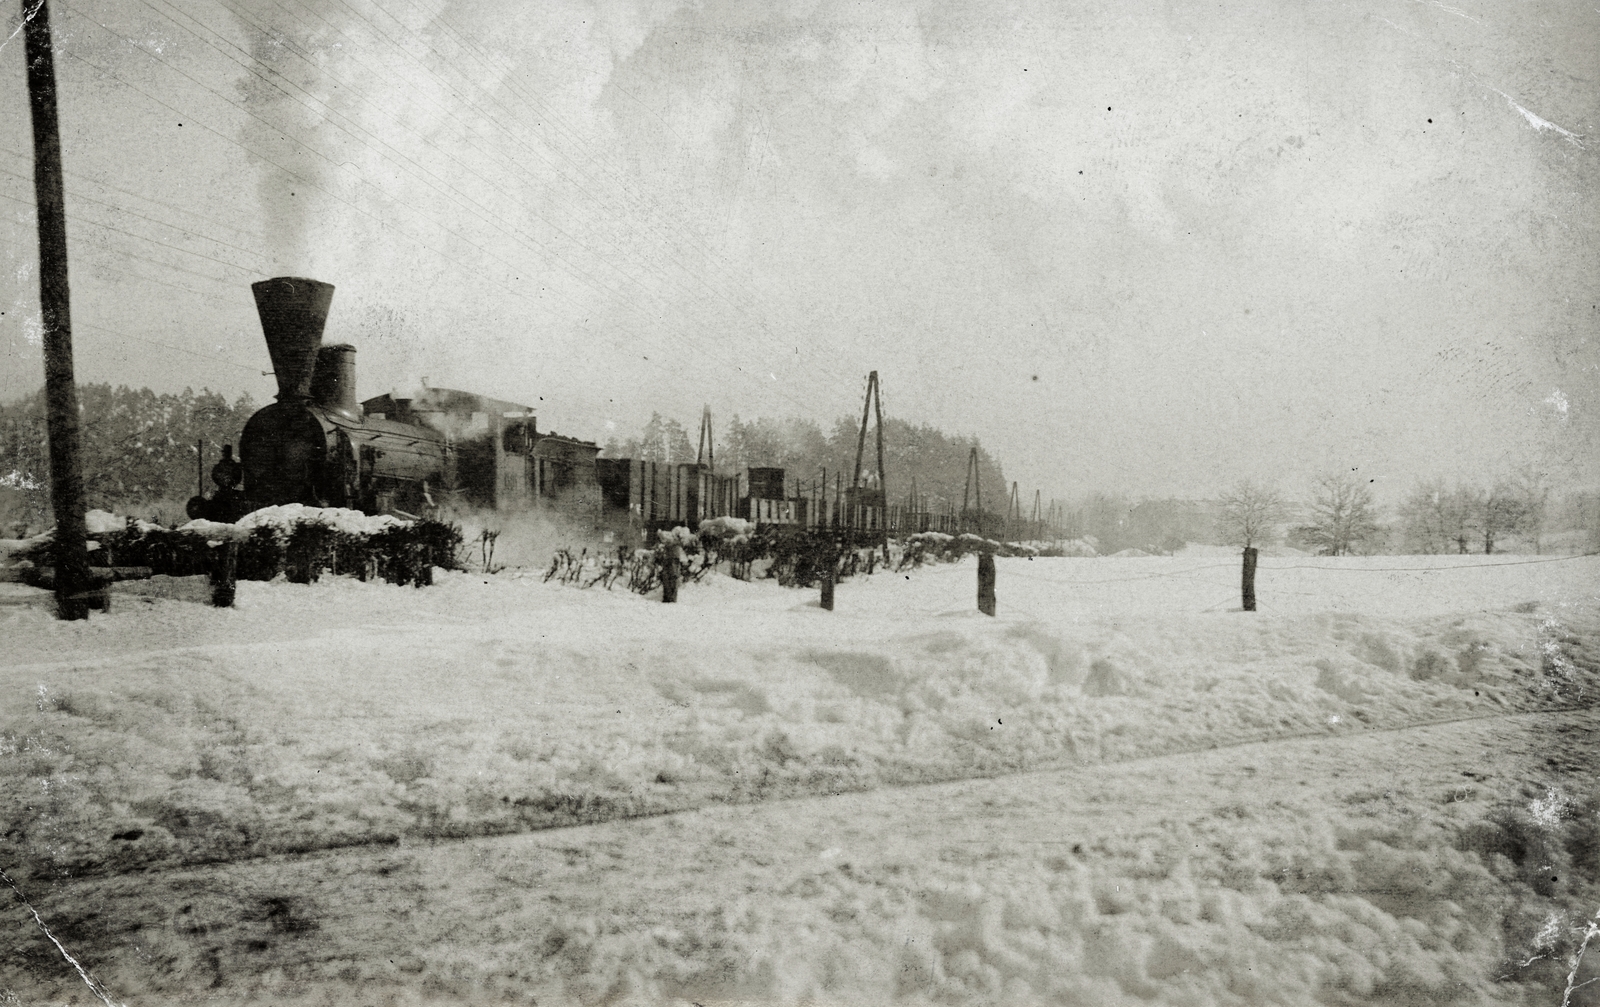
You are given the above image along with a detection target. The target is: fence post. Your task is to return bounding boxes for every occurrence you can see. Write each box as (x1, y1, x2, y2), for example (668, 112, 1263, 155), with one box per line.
(210, 540, 238, 608)
(1241, 546, 1258, 612)
(820, 567, 834, 611)
(977, 550, 996, 616)
(661, 555, 679, 603)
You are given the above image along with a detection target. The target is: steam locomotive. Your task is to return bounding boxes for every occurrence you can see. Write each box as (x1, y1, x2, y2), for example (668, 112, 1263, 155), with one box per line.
(195, 277, 889, 541)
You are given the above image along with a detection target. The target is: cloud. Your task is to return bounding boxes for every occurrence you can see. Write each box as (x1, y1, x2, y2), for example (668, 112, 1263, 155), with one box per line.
(855, 146, 898, 181)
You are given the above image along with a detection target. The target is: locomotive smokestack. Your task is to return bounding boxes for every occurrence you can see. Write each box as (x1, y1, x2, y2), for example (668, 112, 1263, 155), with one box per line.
(311, 343, 360, 421)
(252, 276, 335, 403)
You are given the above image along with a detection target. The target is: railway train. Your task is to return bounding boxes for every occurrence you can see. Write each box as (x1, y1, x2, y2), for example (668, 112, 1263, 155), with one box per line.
(191, 277, 904, 543)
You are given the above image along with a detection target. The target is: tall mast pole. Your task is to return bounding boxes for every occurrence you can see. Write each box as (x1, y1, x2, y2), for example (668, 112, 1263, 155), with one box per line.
(870, 372, 887, 553)
(871, 373, 886, 490)
(851, 373, 871, 489)
(23, 0, 92, 620)
(696, 404, 714, 470)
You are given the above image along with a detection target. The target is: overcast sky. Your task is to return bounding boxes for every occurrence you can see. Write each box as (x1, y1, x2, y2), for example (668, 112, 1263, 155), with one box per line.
(2, 0, 1595, 504)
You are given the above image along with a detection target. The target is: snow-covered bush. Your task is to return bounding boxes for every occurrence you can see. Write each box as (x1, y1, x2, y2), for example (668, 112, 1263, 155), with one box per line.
(546, 528, 703, 597)
(897, 531, 952, 570)
(543, 547, 631, 590)
(699, 516, 756, 580)
(62, 507, 466, 587)
(656, 525, 698, 556)
(698, 516, 752, 544)
(760, 527, 847, 587)
(898, 531, 1042, 569)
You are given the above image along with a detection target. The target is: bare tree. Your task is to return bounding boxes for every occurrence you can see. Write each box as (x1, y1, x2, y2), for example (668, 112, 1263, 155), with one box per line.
(1511, 465, 1550, 553)
(1297, 472, 1381, 556)
(1481, 481, 1528, 555)
(1217, 480, 1289, 550)
(1400, 480, 1482, 554)
(1402, 474, 1546, 555)
(1584, 492, 1600, 555)
(1399, 480, 1449, 554)
(1445, 485, 1484, 554)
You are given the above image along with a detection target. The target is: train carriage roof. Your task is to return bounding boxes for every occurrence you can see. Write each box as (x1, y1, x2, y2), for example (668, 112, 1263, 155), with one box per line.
(362, 387, 534, 419)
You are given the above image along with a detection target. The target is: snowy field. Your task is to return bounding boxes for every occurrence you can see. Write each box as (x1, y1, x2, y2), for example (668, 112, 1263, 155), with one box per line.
(3, 551, 1599, 1004)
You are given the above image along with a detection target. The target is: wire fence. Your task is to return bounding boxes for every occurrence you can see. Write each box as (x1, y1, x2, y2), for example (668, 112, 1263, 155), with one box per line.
(965, 551, 1599, 618)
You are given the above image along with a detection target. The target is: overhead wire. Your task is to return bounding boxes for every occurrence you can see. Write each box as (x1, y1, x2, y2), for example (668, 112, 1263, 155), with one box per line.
(55, 13, 623, 314)
(0, 189, 262, 295)
(313, 0, 867, 399)
(10, 0, 883, 426)
(151, 0, 669, 303)
(0, 166, 266, 276)
(196, 0, 807, 395)
(35, 25, 718, 401)
(0, 206, 267, 371)
(0, 169, 271, 342)
(59, 2, 630, 306)
(74, 320, 263, 373)
(0, 144, 268, 246)
(63, 0, 834, 416)
(344, 0, 872, 410)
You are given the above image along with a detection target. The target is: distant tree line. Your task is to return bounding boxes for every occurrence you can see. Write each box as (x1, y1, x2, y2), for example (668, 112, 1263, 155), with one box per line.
(604, 412, 1009, 517)
(1395, 470, 1551, 555)
(1212, 468, 1594, 557)
(1062, 495, 1218, 555)
(1, 384, 255, 534)
(6, 385, 1596, 560)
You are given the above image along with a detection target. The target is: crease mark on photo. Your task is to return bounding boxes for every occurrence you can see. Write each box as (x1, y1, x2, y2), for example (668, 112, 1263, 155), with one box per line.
(0, 866, 125, 1007)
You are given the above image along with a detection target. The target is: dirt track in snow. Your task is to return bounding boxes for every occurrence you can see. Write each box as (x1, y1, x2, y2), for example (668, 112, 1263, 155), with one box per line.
(9, 704, 1598, 1006)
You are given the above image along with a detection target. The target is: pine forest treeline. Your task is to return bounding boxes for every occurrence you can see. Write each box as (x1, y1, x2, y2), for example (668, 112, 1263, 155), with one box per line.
(1, 385, 256, 532)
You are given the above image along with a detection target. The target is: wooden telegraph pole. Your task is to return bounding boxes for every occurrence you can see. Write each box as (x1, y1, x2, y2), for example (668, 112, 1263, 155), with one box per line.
(23, 0, 93, 620)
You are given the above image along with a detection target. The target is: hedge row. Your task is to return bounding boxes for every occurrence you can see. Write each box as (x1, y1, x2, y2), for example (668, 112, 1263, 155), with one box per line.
(22, 519, 464, 588)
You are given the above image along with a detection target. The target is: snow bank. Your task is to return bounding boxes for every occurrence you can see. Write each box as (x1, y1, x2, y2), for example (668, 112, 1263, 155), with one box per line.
(1, 511, 163, 557)
(3, 555, 1595, 889)
(510, 802, 1529, 1006)
(173, 517, 249, 543)
(699, 515, 753, 543)
(234, 503, 411, 536)
(170, 504, 412, 545)
(2, 554, 1597, 1002)
(85, 508, 126, 534)
(0, 531, 50, 560)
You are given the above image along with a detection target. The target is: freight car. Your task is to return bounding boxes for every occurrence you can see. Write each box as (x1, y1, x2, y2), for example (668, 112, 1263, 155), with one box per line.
(194, 276, 896, 542)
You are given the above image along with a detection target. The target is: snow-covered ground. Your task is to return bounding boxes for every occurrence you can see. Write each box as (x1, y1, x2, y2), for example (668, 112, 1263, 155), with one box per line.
(3, 552, 1598, 1004)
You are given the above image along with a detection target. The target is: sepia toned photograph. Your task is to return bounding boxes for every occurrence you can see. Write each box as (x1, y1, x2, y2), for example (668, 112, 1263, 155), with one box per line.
(2, 0, 1597, 1004)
